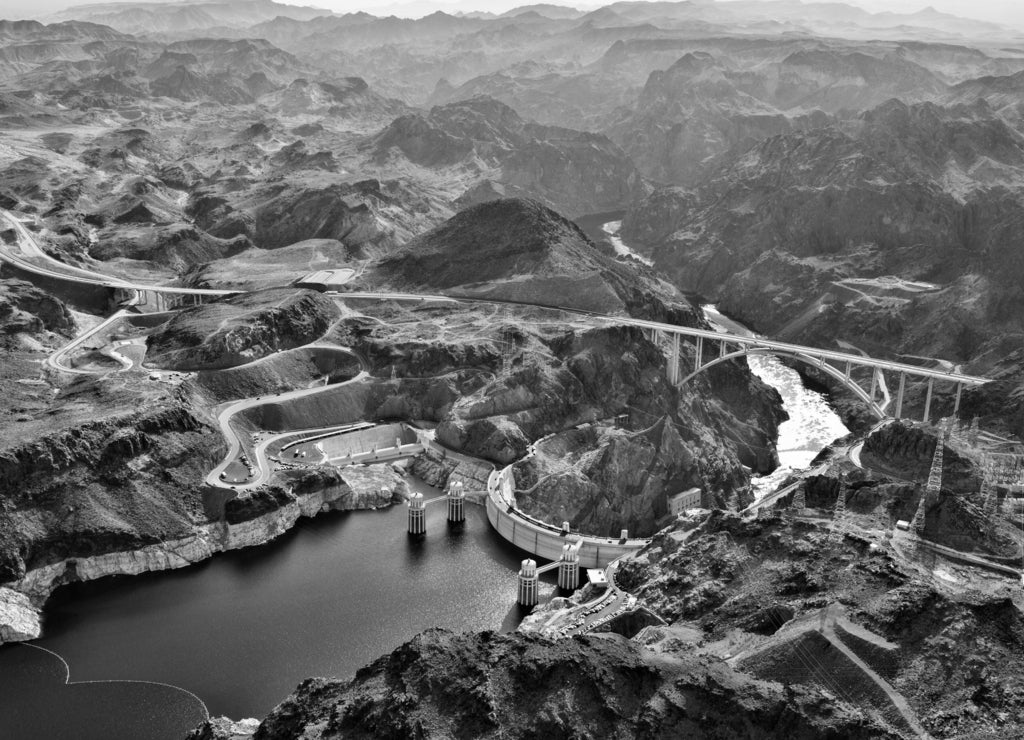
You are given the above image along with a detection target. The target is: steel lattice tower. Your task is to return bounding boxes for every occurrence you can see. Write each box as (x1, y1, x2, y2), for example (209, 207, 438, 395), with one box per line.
(830, 481, 847, 539)
(926, 428, 947, 496)
(912, 429, 947, 534)
(981, 476, 998, 527)
(968, 416, 980, 446)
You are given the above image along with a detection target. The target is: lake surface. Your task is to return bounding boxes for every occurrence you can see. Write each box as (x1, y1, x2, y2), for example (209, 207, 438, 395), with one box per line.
(1, 477, 553, 737)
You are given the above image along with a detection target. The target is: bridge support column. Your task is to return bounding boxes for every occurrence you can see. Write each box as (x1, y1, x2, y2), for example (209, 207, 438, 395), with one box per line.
(447, 481, 465, 523)
(895, 373, 906, 418)
(667, 333, 680, 384)
(695, 336, 703, 372)
(719, 339, 727, 358)
(844, 361, 851, 380)
(954, 382, 963, 416)
(923, 378, 934, 423)
(407, 492, 425, 535)
(869, 369, 878, 401)
(517, 559, 539, 607)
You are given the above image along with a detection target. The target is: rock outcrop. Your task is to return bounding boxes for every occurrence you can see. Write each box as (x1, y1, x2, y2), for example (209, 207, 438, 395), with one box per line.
(197, 628, 894, 739)
(372, 97, 643, 215)
(0, 587, 40, 643)
(146, 288, 340, 370)
(0, 278, 76, 339)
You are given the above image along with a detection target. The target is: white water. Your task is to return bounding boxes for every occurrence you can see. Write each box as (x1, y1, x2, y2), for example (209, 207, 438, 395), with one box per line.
(601, 220, 654, 266)
(702, 305, 850, 497)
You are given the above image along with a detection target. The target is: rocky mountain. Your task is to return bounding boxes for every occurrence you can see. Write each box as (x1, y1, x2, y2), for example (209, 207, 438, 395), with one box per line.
(622, 99, 1024, 416)
(145, 288, 339, 370)
(369, 198, 671, 314)
(373, 98, 642, 215)
(48, 0, 332, 36)
(189, 628, 893, 739)
(0, 278, 76, 342)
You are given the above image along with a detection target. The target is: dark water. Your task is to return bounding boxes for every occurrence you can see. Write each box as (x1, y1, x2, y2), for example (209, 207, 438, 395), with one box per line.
(1, 478, 554, 737)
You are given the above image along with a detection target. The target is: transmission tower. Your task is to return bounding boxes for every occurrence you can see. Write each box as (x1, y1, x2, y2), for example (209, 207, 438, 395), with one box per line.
(498, 314, 516, 375)
(912, 429, 947, 535)
(968, 416, 980, 447)
(980, 476, 998, 528)
(926, 428, 947, 497)
(791, 484, 806, 511)
(830, 481, 847, 540)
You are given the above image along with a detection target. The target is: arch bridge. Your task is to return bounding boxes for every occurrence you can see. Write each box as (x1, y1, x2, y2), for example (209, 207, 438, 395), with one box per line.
(639, 325, 989, 424)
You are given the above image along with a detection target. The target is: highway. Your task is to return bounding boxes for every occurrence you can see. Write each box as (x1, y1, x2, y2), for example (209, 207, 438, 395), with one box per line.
(0, 209, 237, 298)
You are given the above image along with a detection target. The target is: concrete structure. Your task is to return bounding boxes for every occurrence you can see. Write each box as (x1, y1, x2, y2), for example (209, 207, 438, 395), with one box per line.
(446, 481, 465, 523)
(534, 538, 583, 591)
(517, 559, 539, 607)
(587, 569, 608, 589)
(486, 466, 648, 569)
(407, 493, 426, 536)
(667, 487, 702, 515)
(296, 269, 356, 290)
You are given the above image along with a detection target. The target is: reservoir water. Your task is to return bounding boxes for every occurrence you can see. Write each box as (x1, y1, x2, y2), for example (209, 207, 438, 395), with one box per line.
(1, 477, 554, 737)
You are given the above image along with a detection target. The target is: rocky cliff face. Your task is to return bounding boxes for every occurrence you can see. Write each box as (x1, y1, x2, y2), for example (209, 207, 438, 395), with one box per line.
(621, 99, 1024, 411)
(372, 97, 643, 215)
(146, 288, 339, 370)
(195, 628, 892, 740)
(613, 511, 1024, 738)
(369, 197, 700, 319)
(0, 278, 76, 340)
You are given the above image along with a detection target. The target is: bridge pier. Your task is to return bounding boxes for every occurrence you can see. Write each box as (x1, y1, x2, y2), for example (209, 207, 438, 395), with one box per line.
(954, 382, 963, 416)
(895, 373, 906, 418)
(923, 378, 934, 423)
(719, 339, 727, 358)
(695, 336, 703, 372)
(407, 492, 426, 535)
(869, 369, 878, 402)
(517, 559, 539, 606)
(446, 480, 465, 523)
(667, 333, 680, 384)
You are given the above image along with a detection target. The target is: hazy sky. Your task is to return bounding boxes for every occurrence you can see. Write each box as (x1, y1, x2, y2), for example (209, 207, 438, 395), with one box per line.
(4, 0, 1024, 31)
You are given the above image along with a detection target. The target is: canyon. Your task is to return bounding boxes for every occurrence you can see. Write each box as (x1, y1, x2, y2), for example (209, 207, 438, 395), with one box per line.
(3, 1, 1024, 738)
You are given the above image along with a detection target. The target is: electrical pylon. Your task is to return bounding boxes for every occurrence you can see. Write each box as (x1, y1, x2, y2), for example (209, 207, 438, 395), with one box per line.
(830, 481, 847, 539)
(913, 428, 947, 534)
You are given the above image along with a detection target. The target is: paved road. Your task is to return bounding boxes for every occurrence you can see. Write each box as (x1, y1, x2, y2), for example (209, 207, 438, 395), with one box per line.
(205, 355, 370, 489)
(0, 209, 235, 298)
(46, 308, 132, 374)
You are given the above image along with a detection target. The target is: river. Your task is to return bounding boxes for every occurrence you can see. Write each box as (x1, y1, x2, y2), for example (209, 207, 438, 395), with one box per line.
(702, 304, 850, 495)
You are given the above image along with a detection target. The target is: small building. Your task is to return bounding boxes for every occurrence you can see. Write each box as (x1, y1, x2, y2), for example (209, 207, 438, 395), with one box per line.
(896, 520, 911, 531)
(668, 487, 702, 515)
(587, 569, 608, 590)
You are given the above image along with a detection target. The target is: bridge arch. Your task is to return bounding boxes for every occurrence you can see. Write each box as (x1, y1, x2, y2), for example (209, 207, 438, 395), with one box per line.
(678, 347, 887, 420)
